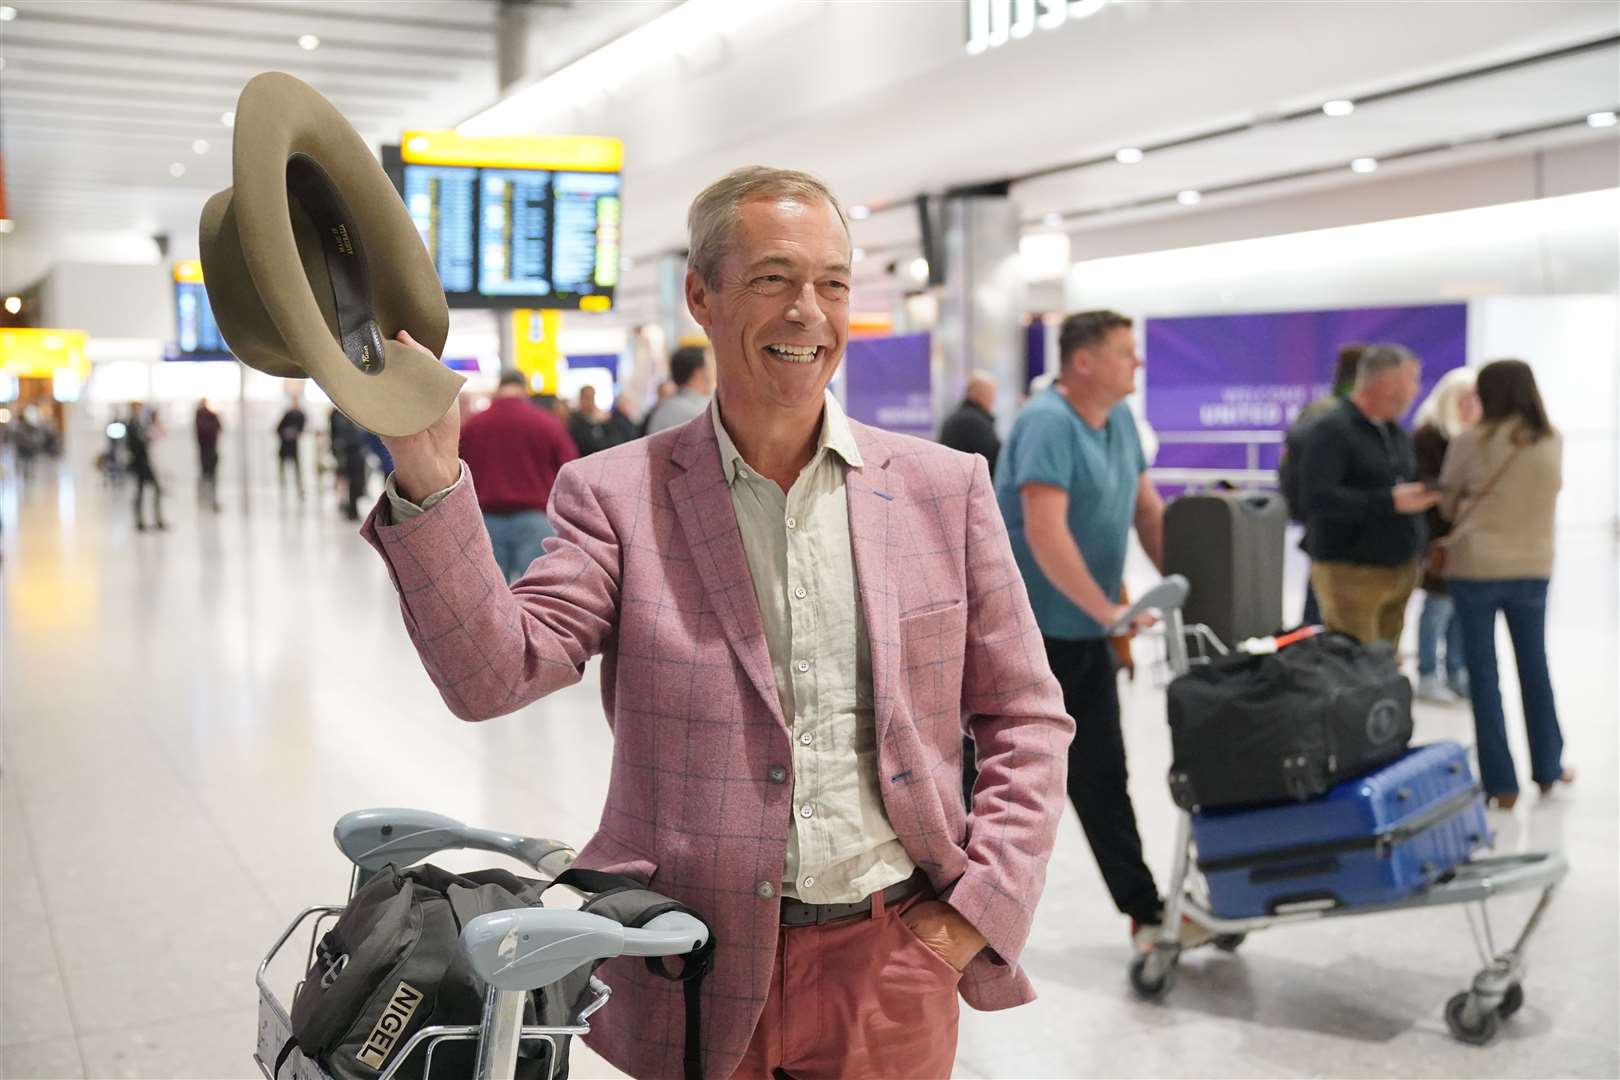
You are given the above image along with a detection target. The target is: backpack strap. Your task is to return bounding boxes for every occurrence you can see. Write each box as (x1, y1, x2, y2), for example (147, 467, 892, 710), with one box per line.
(551, 868, 715, 1080)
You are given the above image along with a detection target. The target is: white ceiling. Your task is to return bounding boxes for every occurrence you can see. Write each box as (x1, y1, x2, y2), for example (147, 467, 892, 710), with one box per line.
(1, 0, 1617, 301)
(0, 0, 506, 238)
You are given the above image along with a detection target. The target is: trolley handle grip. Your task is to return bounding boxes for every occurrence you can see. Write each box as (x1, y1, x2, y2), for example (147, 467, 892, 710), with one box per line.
(460, 909, 710, 992)
(333, 808, 577, 878)
(1104, 574, 1190, 636)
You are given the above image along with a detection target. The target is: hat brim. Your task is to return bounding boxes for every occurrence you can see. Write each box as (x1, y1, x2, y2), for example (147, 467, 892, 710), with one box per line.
(199, 72, 462, 437)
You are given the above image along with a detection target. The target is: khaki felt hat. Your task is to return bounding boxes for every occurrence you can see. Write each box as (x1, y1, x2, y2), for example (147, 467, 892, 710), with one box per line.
(199, 72, 463, 437)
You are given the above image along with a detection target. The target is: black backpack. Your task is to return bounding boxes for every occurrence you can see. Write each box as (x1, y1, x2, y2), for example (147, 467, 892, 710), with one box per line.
(275, 864, 713, 1080)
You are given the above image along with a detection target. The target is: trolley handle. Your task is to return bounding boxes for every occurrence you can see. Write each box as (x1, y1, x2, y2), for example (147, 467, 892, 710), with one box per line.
(1104, 574, 1190, 636)
(461, 909, 710, 992)
(333, 808, 577, 880)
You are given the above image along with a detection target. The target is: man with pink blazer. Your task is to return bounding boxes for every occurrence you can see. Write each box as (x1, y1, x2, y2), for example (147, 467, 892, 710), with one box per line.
(370, 167, 1073, 1079)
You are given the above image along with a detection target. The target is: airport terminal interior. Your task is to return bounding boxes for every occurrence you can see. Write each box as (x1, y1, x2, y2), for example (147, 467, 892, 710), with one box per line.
(1, 2, 1618, 1078)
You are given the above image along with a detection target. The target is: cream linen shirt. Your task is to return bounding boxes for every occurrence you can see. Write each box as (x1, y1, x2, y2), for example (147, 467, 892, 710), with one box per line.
(708, 394, 915, 903)
(386, 393, 915, 904)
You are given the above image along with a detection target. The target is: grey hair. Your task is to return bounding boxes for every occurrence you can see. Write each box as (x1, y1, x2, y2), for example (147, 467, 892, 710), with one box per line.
(687, 166, 849, 285)
(1356, 343, 1419, 387)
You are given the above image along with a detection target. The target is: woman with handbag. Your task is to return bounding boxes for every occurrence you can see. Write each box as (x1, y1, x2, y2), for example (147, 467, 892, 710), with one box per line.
(1412, 368, 1480, 703)
(1436, 360, 1572, 809)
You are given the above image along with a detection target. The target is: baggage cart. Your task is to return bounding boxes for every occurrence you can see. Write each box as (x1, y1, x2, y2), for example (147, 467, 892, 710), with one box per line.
(1112, 576, 1567, 1046)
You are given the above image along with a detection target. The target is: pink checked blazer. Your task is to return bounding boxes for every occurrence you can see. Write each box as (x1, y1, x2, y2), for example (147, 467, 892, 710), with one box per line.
(362, 410, 1072, 1080)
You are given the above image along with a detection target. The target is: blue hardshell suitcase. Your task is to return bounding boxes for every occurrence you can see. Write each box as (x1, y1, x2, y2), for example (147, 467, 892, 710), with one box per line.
(1192, 742, 1491, 918)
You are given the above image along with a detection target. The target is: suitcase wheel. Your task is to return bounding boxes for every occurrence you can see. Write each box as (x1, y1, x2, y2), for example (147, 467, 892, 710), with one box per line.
(1213, 933, 1246, 953)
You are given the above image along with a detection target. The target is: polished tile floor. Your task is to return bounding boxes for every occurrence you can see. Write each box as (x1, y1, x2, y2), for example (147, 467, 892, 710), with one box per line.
(3, 448, 1616, 1079)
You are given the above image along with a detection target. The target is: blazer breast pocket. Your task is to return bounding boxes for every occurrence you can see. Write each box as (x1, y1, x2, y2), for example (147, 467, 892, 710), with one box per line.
(898, 600, 967, 726)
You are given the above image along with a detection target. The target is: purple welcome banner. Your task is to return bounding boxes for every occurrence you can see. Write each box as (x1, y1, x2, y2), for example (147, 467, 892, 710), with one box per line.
(1144, 303, 1467, 479)
(843, 332, 934, 438)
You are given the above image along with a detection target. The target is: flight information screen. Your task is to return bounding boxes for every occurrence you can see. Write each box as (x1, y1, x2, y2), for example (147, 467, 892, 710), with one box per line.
(395, 159, 620, 310)
(175, 281, 229, 356)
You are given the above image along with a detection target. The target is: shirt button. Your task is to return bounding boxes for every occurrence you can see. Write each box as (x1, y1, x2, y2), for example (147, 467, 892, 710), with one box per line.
(796, 660, 810, 673)
(756, 881, 775, 899)
(799, 732, 813, 746)
(794, 586, 807, 600)
(785, 516, 797, 529)
(802, 876, 815, 888)
(768, 766, 787, 784)
(800, 804, 815, 819)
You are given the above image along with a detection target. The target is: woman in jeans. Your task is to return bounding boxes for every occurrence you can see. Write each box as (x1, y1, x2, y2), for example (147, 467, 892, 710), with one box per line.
(1411, 368, 1479, 703)
(1438, 360, 1572, 809)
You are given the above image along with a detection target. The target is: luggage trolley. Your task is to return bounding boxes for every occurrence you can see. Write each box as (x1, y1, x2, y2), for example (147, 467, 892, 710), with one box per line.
(1113, 576, 1568, 1046)
(255, 808, 709, 1080)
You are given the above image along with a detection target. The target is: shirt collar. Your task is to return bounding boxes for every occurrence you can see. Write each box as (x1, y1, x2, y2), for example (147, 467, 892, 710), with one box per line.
(710, 391, 863, 485)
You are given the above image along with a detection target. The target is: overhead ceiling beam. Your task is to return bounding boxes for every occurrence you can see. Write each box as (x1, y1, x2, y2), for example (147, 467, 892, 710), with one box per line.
(6, 7, 495, 60)
(0, 35, 468, 82)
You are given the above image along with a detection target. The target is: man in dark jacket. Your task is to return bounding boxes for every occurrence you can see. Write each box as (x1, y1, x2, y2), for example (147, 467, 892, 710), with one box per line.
(937, 370, 1000, 474)
(1279, 344, 1364, 624)
(1296, 343, 1440, 646)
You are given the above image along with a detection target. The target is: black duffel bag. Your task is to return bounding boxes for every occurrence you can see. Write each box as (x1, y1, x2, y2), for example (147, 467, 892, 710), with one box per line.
(1166, 631, 1413, 811)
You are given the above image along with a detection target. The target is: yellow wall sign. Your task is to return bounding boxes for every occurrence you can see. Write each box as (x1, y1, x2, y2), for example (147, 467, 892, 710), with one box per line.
(512, 309, 562, 393)
(402, 131, 624, 173)
(1, 328, 90, 378)
(172, 259, 204, 283)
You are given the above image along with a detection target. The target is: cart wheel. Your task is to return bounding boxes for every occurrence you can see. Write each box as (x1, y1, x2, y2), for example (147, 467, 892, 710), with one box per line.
(1214, 933, 1246, 953)
(1445, 991, 1502, 1045)
(1129, 952, 1177, 1001)
(1497, 982, 1525, 1020)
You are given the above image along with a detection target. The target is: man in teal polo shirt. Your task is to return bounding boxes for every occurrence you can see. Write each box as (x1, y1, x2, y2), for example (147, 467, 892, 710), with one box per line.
(983, 309, 1194, 952)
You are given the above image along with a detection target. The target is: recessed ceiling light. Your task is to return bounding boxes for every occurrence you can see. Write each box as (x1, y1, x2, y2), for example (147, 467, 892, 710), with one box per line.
(1322, 99, 1355, 117)
(909, 257, 930, 283)
(193, 139, 209, 155)
(1587, 111, 1618, 129)
(1043, 212, 1064, 227)
(0, 7, 18, 22)
(1177, 190, 1202, 205)
(221, 111, 235, 127)
(4, 296, 21, 315)
(1350, 157, 1378, 174)
(1115, 147, 1144, 164)
(848, 205, 870, 221)
(169, 162, 187, 178)
(298, 34, 320, 50)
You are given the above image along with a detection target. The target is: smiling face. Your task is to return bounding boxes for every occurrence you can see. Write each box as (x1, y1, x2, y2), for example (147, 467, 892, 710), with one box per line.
(685, 196, 851, 431)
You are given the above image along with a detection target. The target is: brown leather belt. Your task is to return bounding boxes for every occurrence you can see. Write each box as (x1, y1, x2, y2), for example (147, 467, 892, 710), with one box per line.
(779, 871, 929, 928)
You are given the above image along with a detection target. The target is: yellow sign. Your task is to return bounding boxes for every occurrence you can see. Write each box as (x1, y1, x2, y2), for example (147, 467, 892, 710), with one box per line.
(511, 309, 561, 393)
(402, 131, 623, 173)
(172, 259, 204, 283)
(1, 328, 90, 379)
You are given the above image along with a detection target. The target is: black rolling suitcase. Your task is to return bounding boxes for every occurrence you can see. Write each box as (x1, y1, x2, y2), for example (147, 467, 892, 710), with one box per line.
(1163, 489, 1286, 648)
(1165, 630, 1414, 811)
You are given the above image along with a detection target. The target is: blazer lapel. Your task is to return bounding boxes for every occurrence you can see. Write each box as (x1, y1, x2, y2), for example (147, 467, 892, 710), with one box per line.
(667, 413, 787, 731)
(845, 425, 907, 750)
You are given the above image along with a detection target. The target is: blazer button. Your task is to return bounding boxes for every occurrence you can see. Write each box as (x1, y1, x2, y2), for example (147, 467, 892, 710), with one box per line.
(756, 881, 776, 900)
(768, 766, 788, 784)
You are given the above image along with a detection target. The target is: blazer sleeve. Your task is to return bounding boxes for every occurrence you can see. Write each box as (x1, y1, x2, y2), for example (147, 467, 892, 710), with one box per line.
(948, 454, 1074, 968)
(361, 461, 620, 721)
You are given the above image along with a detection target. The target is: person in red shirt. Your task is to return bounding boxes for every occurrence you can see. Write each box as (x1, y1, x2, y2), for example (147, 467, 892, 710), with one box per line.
(460, 371, 579, 582)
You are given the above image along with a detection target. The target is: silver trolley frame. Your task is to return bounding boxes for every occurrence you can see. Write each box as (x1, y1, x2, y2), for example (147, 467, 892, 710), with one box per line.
(1115, 576, 1568, 1047)
(254, 808, 703, 1080)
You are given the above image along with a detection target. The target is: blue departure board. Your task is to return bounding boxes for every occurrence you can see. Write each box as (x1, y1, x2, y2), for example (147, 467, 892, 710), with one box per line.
(391, 155, 621, 310)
